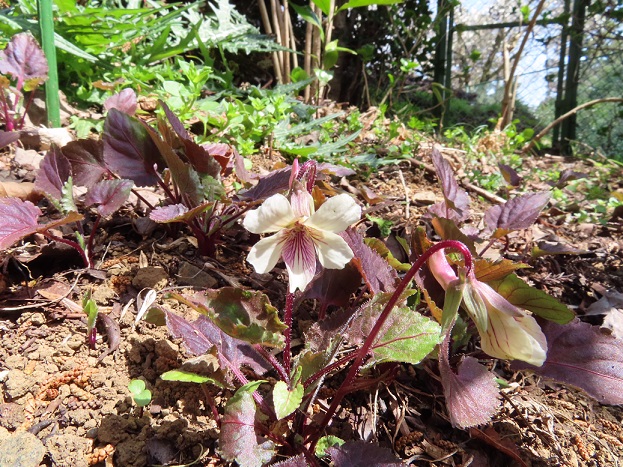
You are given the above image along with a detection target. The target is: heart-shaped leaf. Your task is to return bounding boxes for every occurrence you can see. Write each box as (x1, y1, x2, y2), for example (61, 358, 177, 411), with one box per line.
(36, 146, 72, 200)
(438, 332, 500, 428)
(484, 191, 550, 238)
(273, 381, 304, 420)
(513, 320, 623, 405)
(0, 33, 48, 84)
(346, 291, 442, 366)
(103, 109, 162, 186)
(85, 179, 133, 217)
(61, 139, 107, 187)
(104, 88, 137, 115)
(0, 198, 82, 249)
(219, 381, 275, 467)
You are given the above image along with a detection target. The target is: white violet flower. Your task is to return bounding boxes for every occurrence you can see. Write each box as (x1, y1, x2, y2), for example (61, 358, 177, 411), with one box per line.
(244, 190, 361, 293)
(428, 249, 548, 366)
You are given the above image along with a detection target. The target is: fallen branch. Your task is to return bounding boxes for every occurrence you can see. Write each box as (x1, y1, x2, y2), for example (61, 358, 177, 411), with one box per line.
(410, 157, 506, 205)
(522, 97, 623, 154)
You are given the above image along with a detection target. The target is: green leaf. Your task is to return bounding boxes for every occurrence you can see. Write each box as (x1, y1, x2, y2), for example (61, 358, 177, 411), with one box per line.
(338, 0, 403, 12)
(160, 370, 226, 388)
(82, 292, 98, 335)
(290, 66, 309, 83)
(315, 435, 345, 457)
(442, 278, 465, 334)
(60, 176, 77, 214)
(128, 379, 152, 407)
(311, 0, 332, 15)
(324, 40, 356, 70)
(289, 3, 324, 41)
(170, 288, 287, 348)
(488, 273, 575, 324)
(364, 237, 410, 272)
(349, 292, 442, 366)
(272, 381, 304, 420)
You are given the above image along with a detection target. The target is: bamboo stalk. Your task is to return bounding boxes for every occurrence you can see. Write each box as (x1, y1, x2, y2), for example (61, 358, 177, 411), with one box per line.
(279, 0, 291, 82)
(258, 0, 283, 84)
(303, 16, 313, 101)
(311, 3, 322, 102)
(270, 0, 285, 83)
(283, 0, 298, 70)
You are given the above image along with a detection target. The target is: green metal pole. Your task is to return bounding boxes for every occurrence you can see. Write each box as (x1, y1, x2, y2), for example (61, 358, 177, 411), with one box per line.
(38, 0, 61, 128)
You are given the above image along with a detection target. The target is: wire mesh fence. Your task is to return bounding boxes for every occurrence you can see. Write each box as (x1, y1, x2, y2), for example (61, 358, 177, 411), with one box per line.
(443, 0, 623, 157)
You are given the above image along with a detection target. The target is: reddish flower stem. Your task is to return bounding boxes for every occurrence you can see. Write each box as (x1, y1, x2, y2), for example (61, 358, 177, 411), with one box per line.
(42, 232, 90, 268)
(305, 239, 472, 449)
(253, 344, 289, 384)
(282, 292, 295, 383)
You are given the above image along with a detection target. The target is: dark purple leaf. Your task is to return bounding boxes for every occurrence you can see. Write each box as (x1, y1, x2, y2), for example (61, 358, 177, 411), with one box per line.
(61, 139, 107, 186)
(164, 311, 271, 379)
(270, 454, 308, 466)
(305, 307, 355, 353)
(498, 163, 521, 186)
(555, 169, 587, 188)
(0, 131, 20, 150)
(429, 148, 470, 222)
(303, 263, 362, 309)
(35, 146, 71, 200)
(202, 142, 235, 174)
(160, 99, 191, 139)
(149, 202, 213, 223)
(513, 320, 623, 404)
(104, 88, 137, 115)
(160, 101, 221, 177)
(103, 109, 162, 186)
(220, 382, 275, 467)
(0, 198, 41, 249)
(483, 191, 550, 238)
(233, 147, 256, 183)
(84, 179, 133, 217)
(327, 441, 404, 467)
(0, 198, 82, 249)
(438, 333, 500, 428)
(139, 120, 203, 204)
(340, 227, 398, 294)
(236, 168, 292, 201)
(0, 33, 48, 83)
(149, 204, 188, 222)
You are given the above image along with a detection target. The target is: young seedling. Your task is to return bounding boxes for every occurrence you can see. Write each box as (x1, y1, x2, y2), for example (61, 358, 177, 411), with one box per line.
(82, 291, 99, 350)
(128, 379, 152, 413)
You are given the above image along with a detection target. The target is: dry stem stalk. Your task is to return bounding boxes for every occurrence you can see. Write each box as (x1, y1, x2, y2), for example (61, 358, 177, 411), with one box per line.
(258, 0, 283, 83)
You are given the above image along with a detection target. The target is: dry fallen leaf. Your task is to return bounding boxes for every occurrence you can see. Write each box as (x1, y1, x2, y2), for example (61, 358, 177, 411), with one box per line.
(0, 181, 43, 202)
(585, 289, 623, 339)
